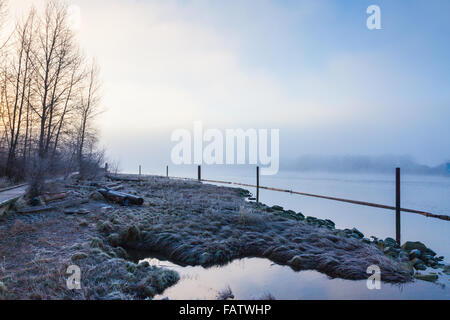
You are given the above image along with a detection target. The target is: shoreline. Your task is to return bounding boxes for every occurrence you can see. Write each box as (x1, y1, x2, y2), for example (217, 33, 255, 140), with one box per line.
(0, 174, 448, 299)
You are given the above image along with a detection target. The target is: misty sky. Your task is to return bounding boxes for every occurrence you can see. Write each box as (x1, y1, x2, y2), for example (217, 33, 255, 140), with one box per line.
(8, 0, 450, 172)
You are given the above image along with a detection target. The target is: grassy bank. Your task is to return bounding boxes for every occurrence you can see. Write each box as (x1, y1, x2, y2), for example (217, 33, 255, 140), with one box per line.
(2, 174, 447, 299)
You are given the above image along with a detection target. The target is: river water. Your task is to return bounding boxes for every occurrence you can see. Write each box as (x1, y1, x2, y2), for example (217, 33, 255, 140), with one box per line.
(137, 166, 450, 299)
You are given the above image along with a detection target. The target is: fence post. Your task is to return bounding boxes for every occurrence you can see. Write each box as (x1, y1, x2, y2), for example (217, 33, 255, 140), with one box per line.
(166, 165, 168, 177)
(139, 165, 142, 180)
(198, 165, 201, 181)
(396, 167, 401, 245)
(104, 163, 108, 173)
(256, 166, 260, 204)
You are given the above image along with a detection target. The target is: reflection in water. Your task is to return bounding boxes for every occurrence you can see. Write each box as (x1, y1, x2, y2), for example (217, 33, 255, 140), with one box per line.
(144, 257, 450, 300)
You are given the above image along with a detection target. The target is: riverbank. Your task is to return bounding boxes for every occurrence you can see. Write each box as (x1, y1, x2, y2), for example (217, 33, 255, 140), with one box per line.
(0, 174, 447, 299)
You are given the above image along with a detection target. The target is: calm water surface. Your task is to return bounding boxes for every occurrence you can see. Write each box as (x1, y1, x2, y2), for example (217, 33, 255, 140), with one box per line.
(138, 167, 450, 299)
(149, 257, 449, 300)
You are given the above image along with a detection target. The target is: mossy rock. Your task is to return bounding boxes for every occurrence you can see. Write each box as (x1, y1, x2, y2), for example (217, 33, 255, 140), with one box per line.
(414, 273, 438, 282)
(401, 241, 436, 256)
(121, 225, 141, 244)
(107, 233, 121, 247)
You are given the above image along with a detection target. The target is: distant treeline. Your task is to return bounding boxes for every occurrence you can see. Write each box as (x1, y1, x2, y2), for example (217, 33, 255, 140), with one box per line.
(284, 155, 450, 176)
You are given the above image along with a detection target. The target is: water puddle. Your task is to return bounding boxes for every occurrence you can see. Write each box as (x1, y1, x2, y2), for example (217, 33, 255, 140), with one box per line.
(135, 256, 450, 300)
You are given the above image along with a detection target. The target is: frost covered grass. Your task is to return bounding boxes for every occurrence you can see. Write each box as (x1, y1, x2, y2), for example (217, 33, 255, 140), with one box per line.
(0, 174, 417, 300)
(99, 176, 411, 283)
(0, 181, 179, 300)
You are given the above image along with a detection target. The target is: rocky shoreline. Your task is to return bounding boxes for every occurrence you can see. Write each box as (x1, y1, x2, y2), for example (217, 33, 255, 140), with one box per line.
(0, 174, 448, 299)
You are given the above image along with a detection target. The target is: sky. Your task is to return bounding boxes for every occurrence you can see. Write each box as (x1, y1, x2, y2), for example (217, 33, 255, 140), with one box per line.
(6, 0, 450, 173)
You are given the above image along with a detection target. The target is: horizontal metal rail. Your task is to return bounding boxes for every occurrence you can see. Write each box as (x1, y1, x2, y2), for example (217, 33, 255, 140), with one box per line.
(200, 178, 450, 222)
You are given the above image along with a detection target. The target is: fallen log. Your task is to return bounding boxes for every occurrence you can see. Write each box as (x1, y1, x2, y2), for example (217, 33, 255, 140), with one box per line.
(65, 184, 96, 191)
(17, 198, 89, 214)
(42, 192, 68, 203)
(97, 188, 144, 206)
(106, 174, 141, 182)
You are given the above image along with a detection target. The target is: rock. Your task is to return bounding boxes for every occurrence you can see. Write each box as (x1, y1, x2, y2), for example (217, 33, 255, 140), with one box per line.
(411, 258, 427, 271)
(71, 252, 88, 261)
(401, 241, 436, 256)
(350, 233, 362, 239)
(89, 191, 105, 201)
(362, 238, 371, 244)
(384, 237, 399, 248)
(271, 205, 283, 211)
(107, 233, 121, 247)
(324, 219, 335, 228)
(306, 216, 317, 224)
(414, 273, 438, 282)
(400, 261, 415, 275)
(443, 265, 450, 275)
(409, 249, 421, 260)
(351, 228, 364, 236)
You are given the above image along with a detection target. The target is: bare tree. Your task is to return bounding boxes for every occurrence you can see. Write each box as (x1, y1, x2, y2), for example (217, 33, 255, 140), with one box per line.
(77, 60, 102, 177)
(2, 10, 36, 178)
(0, 0, 104, 184)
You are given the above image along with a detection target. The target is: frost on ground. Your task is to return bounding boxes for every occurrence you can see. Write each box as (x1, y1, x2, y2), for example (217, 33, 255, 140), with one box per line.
(101, 176, 411, 283)
(0, 174, 414, 300)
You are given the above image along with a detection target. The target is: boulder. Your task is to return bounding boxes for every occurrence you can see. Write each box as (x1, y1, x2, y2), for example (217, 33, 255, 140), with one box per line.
(411, 258, 427, 271)
(443, 265, 450, 275)
(400, 261, 415, 275)
(89, 191, 105, 201)
(414, 273, 438, 282)
(401, 241, 436, 256)
(409, 249, 421, 260)
(351, 228, 364, 238)
(384, 237, 399, 248)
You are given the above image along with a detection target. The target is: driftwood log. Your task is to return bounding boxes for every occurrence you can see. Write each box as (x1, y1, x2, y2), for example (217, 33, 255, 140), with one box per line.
(97, 188, 144, 206)
(17, 198, 89, 214)
(106, 174, 141, 182)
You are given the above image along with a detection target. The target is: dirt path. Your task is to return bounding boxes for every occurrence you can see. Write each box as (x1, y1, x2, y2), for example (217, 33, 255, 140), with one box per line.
(0, 185, 27, 206)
